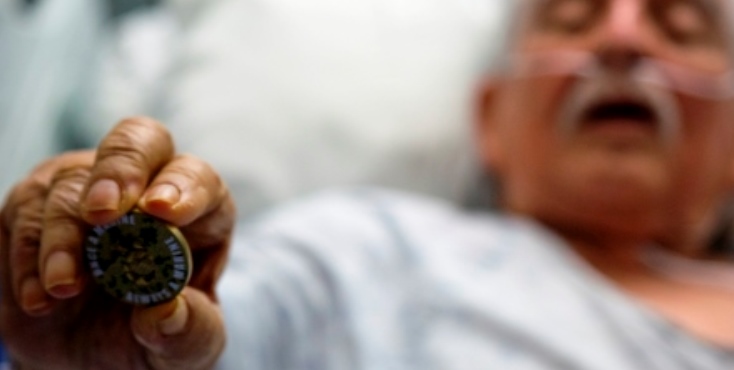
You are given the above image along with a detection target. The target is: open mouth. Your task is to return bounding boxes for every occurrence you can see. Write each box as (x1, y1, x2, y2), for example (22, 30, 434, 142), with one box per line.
(559, 78, 680, 145)
(582, 100, 657, 127)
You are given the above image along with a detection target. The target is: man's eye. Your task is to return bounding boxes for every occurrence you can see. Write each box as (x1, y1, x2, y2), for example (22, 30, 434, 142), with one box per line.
(539, 0, 599, 34)
(658, 0, 720, 46)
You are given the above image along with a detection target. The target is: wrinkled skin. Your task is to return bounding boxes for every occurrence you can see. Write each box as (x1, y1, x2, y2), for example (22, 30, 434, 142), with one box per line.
(477, 0, 734, 347)
(0, 117, 236, 369)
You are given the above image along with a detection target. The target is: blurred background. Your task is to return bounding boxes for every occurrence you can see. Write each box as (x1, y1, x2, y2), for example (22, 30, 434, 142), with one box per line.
(0, 0, 511, 216)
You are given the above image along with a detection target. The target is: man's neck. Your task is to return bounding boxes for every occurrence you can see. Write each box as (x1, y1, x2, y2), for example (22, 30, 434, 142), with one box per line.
(557, 228, 734, 349)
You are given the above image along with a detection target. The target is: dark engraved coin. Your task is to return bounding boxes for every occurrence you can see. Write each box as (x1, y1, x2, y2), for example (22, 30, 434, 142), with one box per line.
(84, 211, 192, 306)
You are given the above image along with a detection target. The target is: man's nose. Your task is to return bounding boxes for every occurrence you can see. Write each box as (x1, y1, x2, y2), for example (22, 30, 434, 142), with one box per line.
(596, 0, 647, 71)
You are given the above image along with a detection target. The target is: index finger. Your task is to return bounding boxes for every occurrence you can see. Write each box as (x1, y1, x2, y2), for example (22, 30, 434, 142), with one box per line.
(80, 117, 175, 225)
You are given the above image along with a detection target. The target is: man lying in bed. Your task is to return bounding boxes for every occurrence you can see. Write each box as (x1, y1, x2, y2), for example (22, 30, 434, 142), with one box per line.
(3, 0, 734, 368)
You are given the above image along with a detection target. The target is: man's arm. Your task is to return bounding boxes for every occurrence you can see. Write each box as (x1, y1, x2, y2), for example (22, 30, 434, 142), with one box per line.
(0, 117, 234, 369)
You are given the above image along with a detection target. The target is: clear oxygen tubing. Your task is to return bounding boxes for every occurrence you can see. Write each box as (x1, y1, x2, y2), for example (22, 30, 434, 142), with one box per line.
(507, 50, 734, 102)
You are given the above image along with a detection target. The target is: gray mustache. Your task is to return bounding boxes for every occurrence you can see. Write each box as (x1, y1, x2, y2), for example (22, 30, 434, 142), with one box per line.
(556, 75, 681, 146)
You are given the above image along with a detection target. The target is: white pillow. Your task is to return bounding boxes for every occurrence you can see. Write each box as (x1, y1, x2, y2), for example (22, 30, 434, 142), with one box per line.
(87, 0, 512, 215)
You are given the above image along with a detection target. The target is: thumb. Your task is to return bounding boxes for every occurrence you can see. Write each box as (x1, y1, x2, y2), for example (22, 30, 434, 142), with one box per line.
(131, 288, 225, 370)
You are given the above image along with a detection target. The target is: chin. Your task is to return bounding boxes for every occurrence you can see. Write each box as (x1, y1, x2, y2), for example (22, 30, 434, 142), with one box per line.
(551, 195, 666, 244)
(515, 150, 672, 244)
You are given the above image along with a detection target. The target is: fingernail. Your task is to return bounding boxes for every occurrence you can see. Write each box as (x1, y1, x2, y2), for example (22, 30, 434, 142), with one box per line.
(84, 179, 121, 212)
(20, 277, 50, 314)
(158, 296, 188, 336)
(143, 184, 180, 206)
(44, 251, 78, 298)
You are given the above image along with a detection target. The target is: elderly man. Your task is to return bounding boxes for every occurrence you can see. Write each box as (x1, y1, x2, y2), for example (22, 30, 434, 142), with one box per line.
(2, 0, 734, 368)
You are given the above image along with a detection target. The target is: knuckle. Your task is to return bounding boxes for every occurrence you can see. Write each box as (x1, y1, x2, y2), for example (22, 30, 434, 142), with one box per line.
(5, 179, 42, 209)
(173, 154, 223, 191)
(26, 150, 94, 184)
(98, 133, 151, 166)
(11, 218, 42, 250)
(96, 146, 151, 188)
(50, 166, 90, 188)
(2, 180, 47, 227)
(2, 152, 95, 226)
(116, 116, 172, 150)
(45, 196, 80, 223)
(96, 118, 174, 182)
(46, 176, 87, 220)
(118, 116, 165, 132)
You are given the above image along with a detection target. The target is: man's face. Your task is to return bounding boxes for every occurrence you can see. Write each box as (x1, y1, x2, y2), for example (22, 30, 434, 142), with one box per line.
(479, 0, 734, 249)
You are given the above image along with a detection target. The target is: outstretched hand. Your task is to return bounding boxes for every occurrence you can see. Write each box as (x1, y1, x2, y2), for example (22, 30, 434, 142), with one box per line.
(0, 117, 235, 370)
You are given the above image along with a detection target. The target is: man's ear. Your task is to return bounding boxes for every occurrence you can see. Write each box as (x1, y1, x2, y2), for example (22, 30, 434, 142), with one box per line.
(475, 77, 507, 174)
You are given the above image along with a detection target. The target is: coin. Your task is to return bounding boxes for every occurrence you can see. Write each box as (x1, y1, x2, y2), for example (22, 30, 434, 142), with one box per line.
(84, 211, 192, 306)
